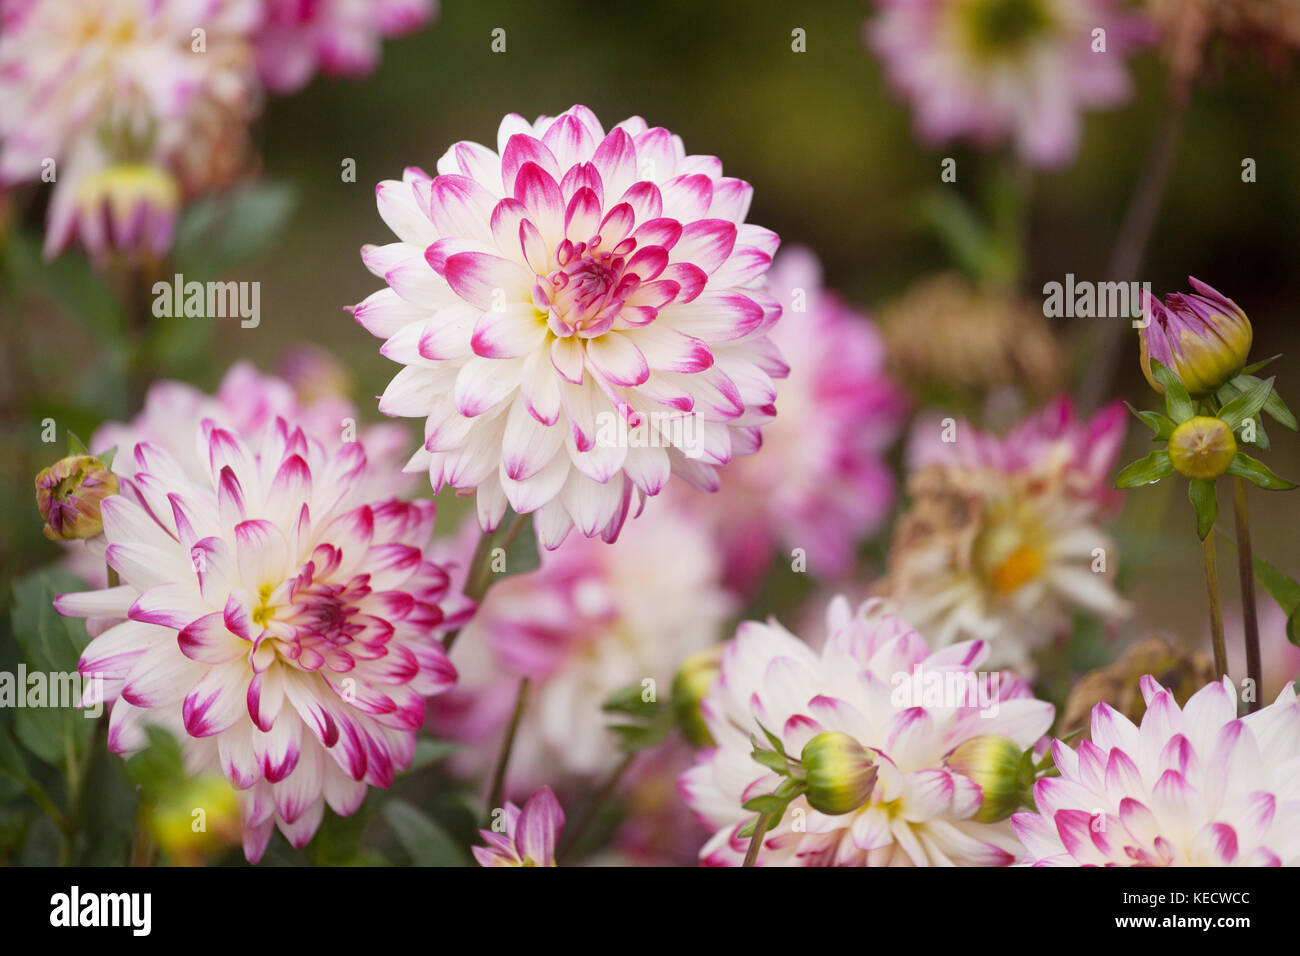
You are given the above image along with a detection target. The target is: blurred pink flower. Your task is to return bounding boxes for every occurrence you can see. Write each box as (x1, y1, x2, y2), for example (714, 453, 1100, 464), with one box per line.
(673, 246, 904, 594)
(0, 0, 262, 261)
(473, 786, 564, 867)
(256, 0, 436, 94)
(866, 0, 1150, 167)
(56, 417, 469, 862)
(353, 105, 785, 548)
(430, 506, 732, 792)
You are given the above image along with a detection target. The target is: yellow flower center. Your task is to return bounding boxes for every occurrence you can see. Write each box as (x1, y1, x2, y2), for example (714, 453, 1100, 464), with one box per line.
(989, 544, 1043, 595)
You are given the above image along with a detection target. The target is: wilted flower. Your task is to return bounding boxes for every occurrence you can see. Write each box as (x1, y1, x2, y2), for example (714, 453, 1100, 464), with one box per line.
(1140, 278, 1253, 397)
(353, 105, 785, 548)
(473, 786, 565, 867)
(681, 597, 1054, 866)
(1061, 636, 1218, 739)
(866, 0, 1149, 167)
(55, 417, 468, 862)
(878, 273, 1065, 402)
(255, 0, 436, 94)
(0, 0, 261, 261)
(431, 507, 732, 787)
(672, 247, 904, 592)
(879, 400, 1130, 672)
(1013, 676, 1300, 865)
(35, 454, 119, 541)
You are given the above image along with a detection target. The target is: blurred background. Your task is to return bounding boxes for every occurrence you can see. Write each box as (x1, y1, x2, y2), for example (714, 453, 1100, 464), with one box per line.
(1, 0, 1299, 862)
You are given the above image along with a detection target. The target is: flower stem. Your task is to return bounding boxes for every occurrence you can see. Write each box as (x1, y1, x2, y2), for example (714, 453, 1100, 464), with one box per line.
(743, 812, 772, 867)
(557, 751, 638, 864)
(486, 677, 530, 815)
(1202, 533, 1228, 679)
(1232, 476, 1263, 712)
(1077, 93, 1190, 411)
(442, 510, 529, 655)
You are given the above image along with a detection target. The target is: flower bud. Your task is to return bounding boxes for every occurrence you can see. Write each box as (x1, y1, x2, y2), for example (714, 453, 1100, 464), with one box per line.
(47, 163, 180, 264)
(944, 735, 1026, 823)
(1140, 277, 1252, 396)
(1168, 416, 1236, 480)
(34, 454, 119, 540)
(800, 731, 877, 815)
(672, 647, 723, 748)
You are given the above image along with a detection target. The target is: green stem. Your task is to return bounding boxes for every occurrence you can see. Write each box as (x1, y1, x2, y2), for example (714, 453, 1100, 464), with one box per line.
(442, 511, 528, 655)
(557, 751, 638, 864)
(743, 812, 772, 867)
(1202, 533, 1228, 680)
(1232, 477, 1263, 712)
(485, 677, 530, 816)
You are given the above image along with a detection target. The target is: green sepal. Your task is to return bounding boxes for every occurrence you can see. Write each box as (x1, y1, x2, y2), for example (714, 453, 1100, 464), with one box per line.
(1188, 478, 1217, 540)
(1124, 402, 1175, 441)
(1115, 449, 1175, 488)
(1225, 453, 1297, 491)
(1150, 360, 1194, 423)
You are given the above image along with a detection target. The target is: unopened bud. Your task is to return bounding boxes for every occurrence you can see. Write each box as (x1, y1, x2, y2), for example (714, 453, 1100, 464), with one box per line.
(672, 647, 723, 748)
(944, 735, 1025, 823)
(35, 454, 118, 540)
(1168, 416, 1236, 480)
(800, 731, 877, 815)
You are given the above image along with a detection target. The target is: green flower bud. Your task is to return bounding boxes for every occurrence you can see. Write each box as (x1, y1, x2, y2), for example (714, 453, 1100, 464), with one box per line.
(1168, 416, 1236, 480)
(800, 732, 877, 815)
(944, 735, 1025, 823)
(34, 454, 119, 541)
(672, 647, 723, 748)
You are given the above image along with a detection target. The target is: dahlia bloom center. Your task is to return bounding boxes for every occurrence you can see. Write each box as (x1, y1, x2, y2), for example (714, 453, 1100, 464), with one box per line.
(960, 0, 1054, 54)
(974, 503, 1045, 596)
(537, 239, 636, 337)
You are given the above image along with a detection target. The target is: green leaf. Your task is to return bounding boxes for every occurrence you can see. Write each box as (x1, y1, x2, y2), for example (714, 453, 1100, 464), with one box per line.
(1150, 360, 1194, 423)
(1225, 453, 1297, 491)
(402, 738, 459, 775)
(95, 445, 118, 471)
(1124, 402, 1175, 441)
(1253, 556, 1300, 646)
(173, 181, 299, 278)
(1115, 450, 1175, 488)
(1241, 354, 1282, 375)
(66, 432, 90, 456)
(10, 569, 97, 766)
(1241, 375, 1298, 431)
(741, 794, 790, 815)
(756, 721, 787, 758)
(124, 727, 186, 791)
(1188, 479, 1218, 540)
(750, 746, 790, 774)
(1218, 376, 1275, 431)
(0, 725, 31, 788)
(383, 799, 469, 867)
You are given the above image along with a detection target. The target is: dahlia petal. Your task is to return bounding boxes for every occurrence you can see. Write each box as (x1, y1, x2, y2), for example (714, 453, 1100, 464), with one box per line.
(443, 251, 533, 311)
(585, 332, 649, 387)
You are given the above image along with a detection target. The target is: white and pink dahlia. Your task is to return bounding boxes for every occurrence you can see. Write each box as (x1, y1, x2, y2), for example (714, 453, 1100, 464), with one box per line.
(866, 0, 1149, 167)
(55, 417, 469, 862)
(1013, 677, 1300, 865)
(472, 786, 565, 868)
(879, 399, 1130, 672)
(0, 0, 261, 260)
(255, 0, 435, 94)
(432, 506, 733, 788)
(674, 246, 904, 593)
(353, 104, 785, 548)
(681, 597, 1054, 866)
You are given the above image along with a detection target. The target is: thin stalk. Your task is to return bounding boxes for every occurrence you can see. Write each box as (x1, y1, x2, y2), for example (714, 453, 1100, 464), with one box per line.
(743, 812, 772, 867)
(1232, 477, 1262, 712)
(442, 511, 528, 655)
(1202, 533, 1228, 679)
(557, 751, 638, 864)
(1077, 94, 1190, 411)
(485, 677, 531, 814)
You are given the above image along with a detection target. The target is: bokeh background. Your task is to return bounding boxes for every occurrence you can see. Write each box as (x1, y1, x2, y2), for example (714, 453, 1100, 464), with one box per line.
(2, 0, 1299, 812)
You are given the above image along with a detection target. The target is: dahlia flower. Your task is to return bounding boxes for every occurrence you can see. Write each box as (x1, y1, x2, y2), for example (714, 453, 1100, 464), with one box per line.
(431, 506, 733, 787)
(879, 399, 1130, 671)
(255, 0, 435, 94)
(1139, 277, 1252, 397)
(1013, 676, 1300, 865)
(672, 247, 904, 593)
(353, 105, 785, 548)
(681, 597, 1055, 866)
(55, 416, 469, 862)
(866, 0, 1149, 167)
(0, 0, 261, 260)
(35, 454, 120, 541)
(473, 786, 564, 867)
